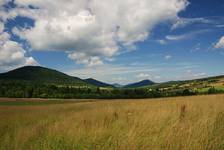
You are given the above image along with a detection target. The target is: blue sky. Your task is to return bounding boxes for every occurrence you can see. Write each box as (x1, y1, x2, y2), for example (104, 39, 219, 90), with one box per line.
(0, 0, 224, 84)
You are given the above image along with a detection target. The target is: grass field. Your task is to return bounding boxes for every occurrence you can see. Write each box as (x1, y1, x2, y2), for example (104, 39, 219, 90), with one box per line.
(1, 95, 224, 150)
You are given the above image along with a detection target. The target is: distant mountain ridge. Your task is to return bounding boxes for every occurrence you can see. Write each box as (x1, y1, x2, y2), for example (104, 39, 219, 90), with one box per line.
(0, 66, 223, 100)
(124, 79, 155, 88)
(0, 66, 157, 88)
(0, 66, 223, 89)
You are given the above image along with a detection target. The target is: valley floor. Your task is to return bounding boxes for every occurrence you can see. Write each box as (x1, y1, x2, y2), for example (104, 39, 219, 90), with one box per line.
(0, 94, 224, 150)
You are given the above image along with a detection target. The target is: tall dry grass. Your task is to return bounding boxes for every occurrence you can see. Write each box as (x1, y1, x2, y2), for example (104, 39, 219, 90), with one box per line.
(0, 94, 224, 150)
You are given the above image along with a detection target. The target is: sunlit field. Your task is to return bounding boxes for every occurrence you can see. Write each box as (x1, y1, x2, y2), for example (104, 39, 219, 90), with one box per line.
(1, 94, 224, 150)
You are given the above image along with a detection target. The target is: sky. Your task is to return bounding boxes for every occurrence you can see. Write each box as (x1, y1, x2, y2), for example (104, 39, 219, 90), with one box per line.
(0, 0, 224, 84)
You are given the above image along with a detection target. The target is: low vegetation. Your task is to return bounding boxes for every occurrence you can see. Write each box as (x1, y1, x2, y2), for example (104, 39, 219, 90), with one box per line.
(0, 94, 224, 149)
(0, 79, 223, 99)
(0, 66, 224, 99)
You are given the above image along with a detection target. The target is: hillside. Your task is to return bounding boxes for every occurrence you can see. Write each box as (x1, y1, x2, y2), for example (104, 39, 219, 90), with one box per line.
(0, 66, 91, 86)
(145, 75, 224, 94)
(0, 66, 223, 99)
(84, 78, 114, 87)
(124, 79, 155, 88)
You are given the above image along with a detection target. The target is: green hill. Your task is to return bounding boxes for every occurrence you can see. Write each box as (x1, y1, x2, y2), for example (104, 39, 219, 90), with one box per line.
(0, 66, 91, 87)
(144, 75, 224, 94)
(84, 78, 114, 88)
(124, 79, 155, 88)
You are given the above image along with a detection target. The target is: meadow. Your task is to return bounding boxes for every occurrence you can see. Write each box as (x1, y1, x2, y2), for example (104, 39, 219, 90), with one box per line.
(0, 94, 224, 150)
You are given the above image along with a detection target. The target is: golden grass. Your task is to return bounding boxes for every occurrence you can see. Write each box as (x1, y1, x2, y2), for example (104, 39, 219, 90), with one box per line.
(0, 94, 224, 150)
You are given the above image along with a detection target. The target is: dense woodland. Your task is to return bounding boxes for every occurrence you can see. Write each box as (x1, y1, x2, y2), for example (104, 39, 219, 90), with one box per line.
(0, 80, 223, 99)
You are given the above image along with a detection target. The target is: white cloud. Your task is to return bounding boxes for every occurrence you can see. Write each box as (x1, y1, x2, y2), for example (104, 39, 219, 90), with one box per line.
(214, 36, 224, 49)
(185, 69, 206, 78)
(105, 57, 115, 62)
(136, 73, 163, 81)
(165, 54, 172, 60)
(216, 25, 224, 28)
(157, 39, 167, 45)
(65, 64, 160, 84)
(154, 75, 161, 79)
(65, 62, 203, 84)
(112, 77, 126, 81)
(11, 0, 188, 66)
(0, 21, 38, 72)
(68, 52, 103, 67)
(0, 38, 38, 70)
(166, 34, 186, 41)
(25, 57, 38, 66)
(171, 17, 210, 30)
(0, 6, 42, 22)
(0, 22, 4, 33)
(166, 29, 210, 41)
(136, 73, 151, 79)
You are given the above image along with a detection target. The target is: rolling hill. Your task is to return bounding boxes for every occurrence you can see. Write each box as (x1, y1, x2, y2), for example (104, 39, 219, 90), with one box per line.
(84, 78, 114, 87)
(0, 66, 223, 90)
(144, 75, 224, 93)
(0, 66, 91, 86)
(0, 66, 223, 99)
(0, 66, 157, 88)
(124, 79, 155, 88)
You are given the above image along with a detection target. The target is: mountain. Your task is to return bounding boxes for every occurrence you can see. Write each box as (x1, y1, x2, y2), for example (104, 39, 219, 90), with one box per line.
(84, 78, 114, 87)
(124, 79, 155, 88)
(0, 66, 91, 86)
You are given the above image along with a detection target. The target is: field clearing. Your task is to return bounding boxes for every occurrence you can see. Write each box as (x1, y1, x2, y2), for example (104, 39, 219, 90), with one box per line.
(1, 95, 224, 150)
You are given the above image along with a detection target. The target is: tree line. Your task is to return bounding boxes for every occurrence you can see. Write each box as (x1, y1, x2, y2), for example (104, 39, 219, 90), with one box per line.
(0, 81, 223, 99)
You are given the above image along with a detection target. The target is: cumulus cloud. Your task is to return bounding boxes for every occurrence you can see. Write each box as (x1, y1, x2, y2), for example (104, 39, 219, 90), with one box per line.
(10, 0, 188, 66)
(0, 21, 38, 72)
(214, 36, 224, 49)
(65, 64, 161, 84)
(68, 52, 103, 67)
(0, 39, 39, 70)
